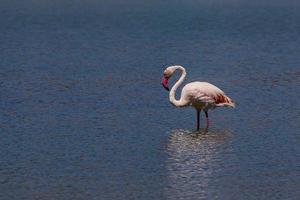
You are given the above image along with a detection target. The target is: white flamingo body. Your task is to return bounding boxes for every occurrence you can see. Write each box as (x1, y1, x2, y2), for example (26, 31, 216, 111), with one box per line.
(178, 81, 234, 110)
(161, 65, 235, 130)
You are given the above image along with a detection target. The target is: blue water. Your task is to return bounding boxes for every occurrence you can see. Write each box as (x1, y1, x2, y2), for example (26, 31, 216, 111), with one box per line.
(0, 1, 299, 199)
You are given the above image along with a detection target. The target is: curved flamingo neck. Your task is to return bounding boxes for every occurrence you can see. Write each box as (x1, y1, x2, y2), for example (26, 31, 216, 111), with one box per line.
(169, 66, 187, 107)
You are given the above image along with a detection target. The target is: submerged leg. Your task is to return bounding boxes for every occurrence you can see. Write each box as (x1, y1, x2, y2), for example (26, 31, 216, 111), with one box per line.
(197, 110, 201, 131)
(205, 111, 210, 128)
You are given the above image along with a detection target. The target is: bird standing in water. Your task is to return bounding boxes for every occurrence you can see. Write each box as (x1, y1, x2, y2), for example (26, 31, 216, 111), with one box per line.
(161, 65, 235, 130)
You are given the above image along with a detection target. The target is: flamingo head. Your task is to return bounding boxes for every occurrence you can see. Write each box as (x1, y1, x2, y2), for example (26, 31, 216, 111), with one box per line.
(161, 66, 176, 91)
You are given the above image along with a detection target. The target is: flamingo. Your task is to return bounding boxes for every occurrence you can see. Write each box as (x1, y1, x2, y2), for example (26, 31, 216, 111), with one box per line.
(161, 65, 235, 130)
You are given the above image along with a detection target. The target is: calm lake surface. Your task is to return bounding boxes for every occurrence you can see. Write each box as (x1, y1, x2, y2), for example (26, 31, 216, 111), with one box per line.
(0, 0, 299, 199)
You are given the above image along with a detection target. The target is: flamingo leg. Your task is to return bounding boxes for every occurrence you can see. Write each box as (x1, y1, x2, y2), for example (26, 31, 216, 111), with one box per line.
(197, 110, 201, 131)
(205, 111, 210, 128)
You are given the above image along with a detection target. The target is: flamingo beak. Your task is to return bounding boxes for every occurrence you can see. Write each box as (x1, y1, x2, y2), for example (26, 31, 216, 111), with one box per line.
(161, 76, 169, 91)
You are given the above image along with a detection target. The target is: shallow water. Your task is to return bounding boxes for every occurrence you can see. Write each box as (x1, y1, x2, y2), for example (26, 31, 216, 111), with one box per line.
(0, 0, 300, 199)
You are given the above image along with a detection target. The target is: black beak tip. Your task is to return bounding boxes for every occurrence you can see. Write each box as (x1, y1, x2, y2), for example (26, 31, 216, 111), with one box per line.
(163, 85, 169, 91)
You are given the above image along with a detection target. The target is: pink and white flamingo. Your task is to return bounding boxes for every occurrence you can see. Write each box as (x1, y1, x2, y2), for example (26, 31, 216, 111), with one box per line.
(161, 65, 235, 130)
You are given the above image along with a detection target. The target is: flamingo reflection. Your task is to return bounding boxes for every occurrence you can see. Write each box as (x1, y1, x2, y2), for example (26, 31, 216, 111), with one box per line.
(164, 128, 233, 199)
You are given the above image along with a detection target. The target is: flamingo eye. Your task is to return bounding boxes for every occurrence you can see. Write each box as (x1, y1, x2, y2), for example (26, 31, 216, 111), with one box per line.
(163, 70, 171, 78)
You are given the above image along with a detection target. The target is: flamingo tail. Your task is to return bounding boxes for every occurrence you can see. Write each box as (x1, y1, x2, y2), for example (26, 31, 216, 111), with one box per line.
(214, 94, 235, 108)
